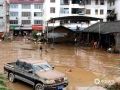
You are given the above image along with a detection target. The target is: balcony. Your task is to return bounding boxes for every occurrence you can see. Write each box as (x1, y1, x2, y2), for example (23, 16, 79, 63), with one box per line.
(107, 14, 117, 21)
(107, 9, 117, 21)
(71, 8, 85, 15)
(72, 0, 85, 5)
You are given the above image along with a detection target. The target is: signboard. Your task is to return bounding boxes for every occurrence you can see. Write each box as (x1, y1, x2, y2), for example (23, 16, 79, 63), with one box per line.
(32, 24, 43, 31)
(10, 26, 20, 30)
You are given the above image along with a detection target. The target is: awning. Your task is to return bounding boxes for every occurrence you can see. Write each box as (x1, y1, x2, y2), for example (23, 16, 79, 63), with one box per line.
(10, 26, 20, 30)
(20, 26, 32, 30)
(48, 16, 103, 22)
(32, 24, 43, 31)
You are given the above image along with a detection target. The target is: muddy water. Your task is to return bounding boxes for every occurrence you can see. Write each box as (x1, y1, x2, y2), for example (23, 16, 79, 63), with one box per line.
(0, 41, 120, 90)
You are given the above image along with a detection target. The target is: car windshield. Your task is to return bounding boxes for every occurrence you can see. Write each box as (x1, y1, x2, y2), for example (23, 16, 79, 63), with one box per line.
(33, 62, 53, 72)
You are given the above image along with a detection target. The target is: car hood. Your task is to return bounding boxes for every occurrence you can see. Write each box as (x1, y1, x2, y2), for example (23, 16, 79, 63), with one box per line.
(36, 70, 65, 80)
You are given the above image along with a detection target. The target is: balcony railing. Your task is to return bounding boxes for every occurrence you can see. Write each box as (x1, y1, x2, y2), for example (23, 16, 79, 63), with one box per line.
(107, 14, 117, 21)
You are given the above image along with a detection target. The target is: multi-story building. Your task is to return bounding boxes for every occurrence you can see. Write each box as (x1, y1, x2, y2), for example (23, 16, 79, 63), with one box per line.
(0, 0, 9, 39)
(44, 0, 108, 31)
(9, 0, 44, 36)
(9, 0, 112, 36)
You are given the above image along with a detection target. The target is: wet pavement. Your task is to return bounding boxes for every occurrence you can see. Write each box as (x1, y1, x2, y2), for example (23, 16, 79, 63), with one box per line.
(0, 40, 120, 90)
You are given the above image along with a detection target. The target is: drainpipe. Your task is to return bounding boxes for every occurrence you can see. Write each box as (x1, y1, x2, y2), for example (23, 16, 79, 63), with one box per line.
(46, 22, 48, 43)
(87, 20, 90, 44)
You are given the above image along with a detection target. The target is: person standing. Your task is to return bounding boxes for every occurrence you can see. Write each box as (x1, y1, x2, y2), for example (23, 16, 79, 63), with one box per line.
(39, 44, 42, 52)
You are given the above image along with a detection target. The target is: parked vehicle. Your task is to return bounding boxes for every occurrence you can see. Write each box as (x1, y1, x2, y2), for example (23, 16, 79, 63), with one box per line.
(4, 58, 68, 90)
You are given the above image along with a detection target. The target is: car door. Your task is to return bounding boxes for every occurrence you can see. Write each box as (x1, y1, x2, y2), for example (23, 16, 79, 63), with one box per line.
(23, 63, 34, 85)
(15, 61, 24, 80)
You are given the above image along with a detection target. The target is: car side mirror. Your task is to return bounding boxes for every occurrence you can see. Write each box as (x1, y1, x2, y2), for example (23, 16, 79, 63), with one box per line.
(52, 66, 54, 69)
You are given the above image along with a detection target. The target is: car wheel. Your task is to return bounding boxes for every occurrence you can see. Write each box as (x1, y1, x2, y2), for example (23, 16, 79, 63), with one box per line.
(8, 72, 15, 83)
(34, 83, 44, 90)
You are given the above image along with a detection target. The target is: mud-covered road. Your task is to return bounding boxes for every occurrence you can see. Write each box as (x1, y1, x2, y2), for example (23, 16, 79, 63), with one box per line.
(0, 41, 120, 90)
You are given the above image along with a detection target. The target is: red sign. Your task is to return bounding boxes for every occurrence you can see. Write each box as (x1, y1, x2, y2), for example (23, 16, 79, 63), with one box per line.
(32, 24, 43, 31)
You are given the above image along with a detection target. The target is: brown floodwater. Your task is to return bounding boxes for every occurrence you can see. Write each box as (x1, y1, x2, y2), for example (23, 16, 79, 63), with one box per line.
(0, 41, 120, 90)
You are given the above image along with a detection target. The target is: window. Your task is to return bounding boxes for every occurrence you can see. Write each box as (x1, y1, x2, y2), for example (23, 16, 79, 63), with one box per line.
(100, 0, 104, 5)
(95, 0, 98, 5)
(60, 8, 69, 14)
(22, 20, 31, 24)
(22, 4, 31, 9)
(95, 9, 98, 15)
(61, 0, 69, 5)
(85, 0, 91, 5)
(34, 4, 43, 9)
(100, 9, 104, 15)
(34, 12, 43, 17)
(86, 9, 90, 14)
(24, 63, 32, 70)
(50, 7, 55, 13)
(10, 20, 18, 24)
(22, 12, 31, 17)
(10, 4, 18, 8)
(16, 61, 25, 68)
(50, 0, 55, 3)
(34, 20, 43, 24)
(71, 8, 85, 14)
(10, 12, 18, 17)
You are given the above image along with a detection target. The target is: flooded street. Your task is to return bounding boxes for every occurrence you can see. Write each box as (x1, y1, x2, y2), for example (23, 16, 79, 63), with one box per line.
(0, 41, 120, 90)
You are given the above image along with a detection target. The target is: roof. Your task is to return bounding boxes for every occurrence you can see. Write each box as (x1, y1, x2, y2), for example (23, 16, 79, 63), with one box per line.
(18, 58, 46, 65)
(48, 26, 74, 33)
(48, 16, 103, 22)
(83, 21, 120, 33)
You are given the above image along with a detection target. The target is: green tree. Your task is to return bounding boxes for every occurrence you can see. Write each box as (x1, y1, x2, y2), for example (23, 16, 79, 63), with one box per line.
(105, 82, 120, 90)
(31, 31, 38, 39)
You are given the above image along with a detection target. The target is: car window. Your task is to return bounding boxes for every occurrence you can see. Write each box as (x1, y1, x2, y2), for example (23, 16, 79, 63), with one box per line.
(24, 63, 32, 70)
(16, 61, 26, 68)
(33, 62, 53, 72)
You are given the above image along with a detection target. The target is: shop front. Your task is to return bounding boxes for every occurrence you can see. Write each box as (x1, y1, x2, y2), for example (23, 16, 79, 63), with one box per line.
(10, 26, 20, 36)
(20, 26, 32, 36)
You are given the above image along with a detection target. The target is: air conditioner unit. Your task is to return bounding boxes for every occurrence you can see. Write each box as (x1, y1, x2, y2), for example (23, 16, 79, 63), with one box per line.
(6, 11, 9, 15)
(16, 17, 18, 19)
(28, 17, 30, 19)
(40, 9, 43, 12)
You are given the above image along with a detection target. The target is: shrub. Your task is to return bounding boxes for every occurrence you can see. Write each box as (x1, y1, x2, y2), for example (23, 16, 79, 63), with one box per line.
(104, 82, 120, 90)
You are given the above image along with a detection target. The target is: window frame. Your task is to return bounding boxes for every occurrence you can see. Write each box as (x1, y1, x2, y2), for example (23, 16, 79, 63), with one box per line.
(22, 20, 31, 24)
(86, 9, 91, 14)
(100, 9, 104, 15)
(10, 20, 18, 24)
(22, 12, 31, 17)
(22, 4, 31, 9)
(50, 7, 55, 13)
(50, 0, 55, 3)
